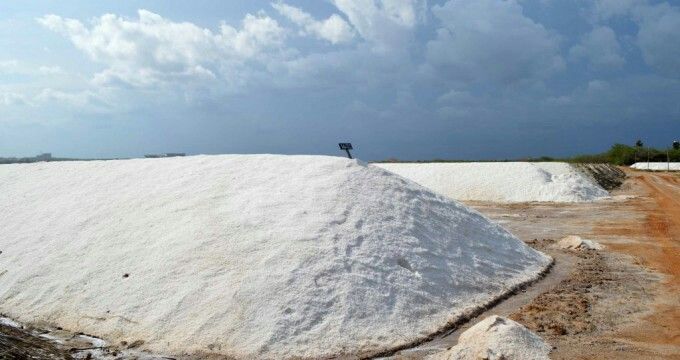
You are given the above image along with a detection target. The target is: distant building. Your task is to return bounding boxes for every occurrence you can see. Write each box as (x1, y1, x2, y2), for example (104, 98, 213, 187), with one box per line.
(144, 153, 186, 158)
(35, 153, 52, 161)
(0, 153, 54, 164)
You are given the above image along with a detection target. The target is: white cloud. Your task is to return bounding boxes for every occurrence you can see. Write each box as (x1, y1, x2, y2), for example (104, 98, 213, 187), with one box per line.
(587, 1, 680, 77)
(436, 89, 475, 105)
(569, 26, 625, 68)
(222, 13, 288, 58)
(545, 95, 572, 106)
(34, 88, 116, 114)
(634, 3, 680, 77)
(38, 10, 287, 87)
(331, 0, 425, 51)
(587, 79, 610, 93)
(272, 2, 354, 44)
(0, 60, 20, 74)
(435, 89, 481, 117)
(426, 0, 564, 85)
(1, 59, 65, 76)
(37, 88, 91, 107)
(38, 65, 64, 75)
(0, 91, 29, 106)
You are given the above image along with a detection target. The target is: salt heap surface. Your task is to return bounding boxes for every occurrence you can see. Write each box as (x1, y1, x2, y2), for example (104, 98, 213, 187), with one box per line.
(374, 162, 609, 203)
(0, 155, 551, 359)
(431, 315, 551, 360)
(631, 162, 680, 171)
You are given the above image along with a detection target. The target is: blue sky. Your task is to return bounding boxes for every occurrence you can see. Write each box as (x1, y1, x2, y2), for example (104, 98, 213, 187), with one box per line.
(1, 0, 679, 160)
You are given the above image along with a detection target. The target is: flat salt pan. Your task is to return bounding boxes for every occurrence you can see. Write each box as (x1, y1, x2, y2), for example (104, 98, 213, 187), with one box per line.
(0, 155, 550, 359)
(374, 162, 609, 203)
(631, 162, 680, 171)
(430, 315, 550, 360)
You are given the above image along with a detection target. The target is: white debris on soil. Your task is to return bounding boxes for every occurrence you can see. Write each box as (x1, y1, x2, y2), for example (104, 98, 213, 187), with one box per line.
(0, 314, 160, 360)
(374, 162, 610, 203)
(431, 315, 551, 360)
(557, 235, 603, 251)
(38, 332, 64, 344)
(0, 316, 21, 328)
(631, 162, 680, 171)
(0, 155, 551, 359)
(76, 334, 108, 348)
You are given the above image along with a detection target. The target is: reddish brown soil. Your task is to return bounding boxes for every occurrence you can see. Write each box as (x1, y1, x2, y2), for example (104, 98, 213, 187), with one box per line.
(473, 169, 680, 359)
(600, 171, 680, 351)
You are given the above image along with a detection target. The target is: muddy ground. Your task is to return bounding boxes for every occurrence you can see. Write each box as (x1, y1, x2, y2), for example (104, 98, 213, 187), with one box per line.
(1, 169, 679, 359)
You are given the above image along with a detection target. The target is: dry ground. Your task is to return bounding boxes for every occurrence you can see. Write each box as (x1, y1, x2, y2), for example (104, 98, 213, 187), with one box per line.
(471, 169, 680, 359)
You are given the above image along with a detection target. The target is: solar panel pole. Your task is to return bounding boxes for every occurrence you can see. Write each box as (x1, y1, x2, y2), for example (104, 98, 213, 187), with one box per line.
(338, 143, 353, 159)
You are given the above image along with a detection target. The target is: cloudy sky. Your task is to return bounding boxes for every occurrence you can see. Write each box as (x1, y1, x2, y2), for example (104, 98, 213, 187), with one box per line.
(1, 0, 679, 160)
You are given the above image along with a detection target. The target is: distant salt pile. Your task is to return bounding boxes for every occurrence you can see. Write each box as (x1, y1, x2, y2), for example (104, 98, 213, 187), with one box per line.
(558, 235, 602, 251)
(0, 155, 550, 359)
(374, 162, 609, 203)
(432, 315, 551, 360)
(631, 162, 680, 171)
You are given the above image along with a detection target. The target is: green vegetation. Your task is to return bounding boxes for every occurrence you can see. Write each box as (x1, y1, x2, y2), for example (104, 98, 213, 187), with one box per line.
(568, 143, 680, 165)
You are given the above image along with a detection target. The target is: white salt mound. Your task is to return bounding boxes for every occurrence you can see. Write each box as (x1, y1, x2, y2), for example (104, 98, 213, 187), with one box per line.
(558, 235, 602, 251)
(374, 162, 609, 203)
(631, 162, 680, 171)
(432, 315, 551, 360)
(0, 155, 551, 359)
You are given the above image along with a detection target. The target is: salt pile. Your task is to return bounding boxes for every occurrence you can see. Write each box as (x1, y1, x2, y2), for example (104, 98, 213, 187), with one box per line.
(374, 162, 609, 203)
(0, 155, 551, 359)
(431, 315, 551, 360)
(557, 235, 602, 251)
(631, 162, 680, 171)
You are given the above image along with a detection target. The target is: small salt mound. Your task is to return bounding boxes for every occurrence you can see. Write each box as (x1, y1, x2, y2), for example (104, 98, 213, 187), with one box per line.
(558, 235, 602, 251)
(631, 162, 680, 171)
(374, 162, 609, 203)
(432, 315, 551, 360)
(0, 155, 551, 359)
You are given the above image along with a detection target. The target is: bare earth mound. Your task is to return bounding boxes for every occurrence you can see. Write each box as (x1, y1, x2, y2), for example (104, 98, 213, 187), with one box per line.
(0, 155, 550, 359)
(573, 163, 626, 191)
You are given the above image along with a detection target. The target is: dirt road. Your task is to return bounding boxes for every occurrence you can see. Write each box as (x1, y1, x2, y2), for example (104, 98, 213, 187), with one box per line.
(600, 171, 680, 354)
(475, 169, 680, 359)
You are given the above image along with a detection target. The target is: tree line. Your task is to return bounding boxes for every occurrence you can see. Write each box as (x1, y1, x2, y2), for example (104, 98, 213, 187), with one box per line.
(568, 140, 680, 165)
